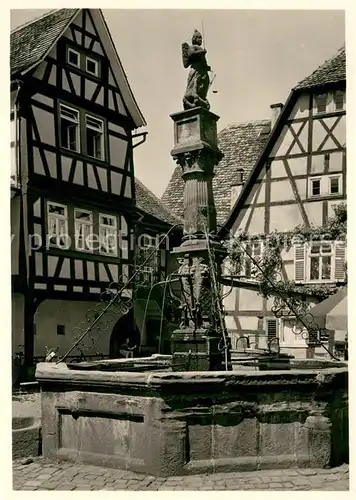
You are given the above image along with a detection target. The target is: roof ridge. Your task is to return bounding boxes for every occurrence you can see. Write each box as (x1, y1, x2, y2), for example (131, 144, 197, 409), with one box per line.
(11, 8, 59, 34)
(294, 45, 345, 89)
(219, 119, 270, 131)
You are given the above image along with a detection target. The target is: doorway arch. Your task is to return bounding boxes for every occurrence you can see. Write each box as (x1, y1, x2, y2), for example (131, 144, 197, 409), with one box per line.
(109, 310, 140, 358)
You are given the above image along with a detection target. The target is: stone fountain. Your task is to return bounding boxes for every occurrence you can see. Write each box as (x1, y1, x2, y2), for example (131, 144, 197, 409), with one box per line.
(36, 30, 348, 477)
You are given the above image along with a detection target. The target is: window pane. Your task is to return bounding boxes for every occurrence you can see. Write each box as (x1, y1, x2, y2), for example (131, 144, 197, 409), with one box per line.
(48, 204, 65, 216)
(321, 256, 331, 280)
(61, 118, 78, 151)
(311, 243, 320, 254)
(75, 210, 92, 222)
(330, 177, 340, 194)
(311, 180, 320, 196)
(86, 58, 98, 75)
(310, 256, 320, 280)
(334, 91, 344, 110)
(68, 50, 79, 67)
(316, 94, 327, 113)
(60, 106, 79, 122)
(86, 127, 103, 159)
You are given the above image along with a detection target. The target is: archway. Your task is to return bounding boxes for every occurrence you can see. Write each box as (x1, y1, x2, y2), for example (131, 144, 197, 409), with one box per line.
(109, 310, 140, 359)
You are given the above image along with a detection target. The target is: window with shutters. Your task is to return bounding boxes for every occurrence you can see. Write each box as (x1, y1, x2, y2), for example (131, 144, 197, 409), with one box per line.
(314, 91, 345, 114)
(294, 241, 346, 283)
(266, 318, 279, 342)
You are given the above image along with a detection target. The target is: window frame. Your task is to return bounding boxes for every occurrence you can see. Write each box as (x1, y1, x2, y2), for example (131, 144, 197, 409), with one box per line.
(243, 240, 264, 280)
(308, 175, 343, 198)
(67, 47, 81, 69)
(98, 213, 118, 257)
(85, 114, 105, 160)
(307, 242, 333, 283)
(86, 56, 99, 77)
(74, 208, 94, 253)
(47, 201, 69, 249)
(333, 90, 345, 111)
(314, 93, 328, 114)
(310, 177, 321, 197)
(329, 174, 342, 195)
(59, 103, 80, 153)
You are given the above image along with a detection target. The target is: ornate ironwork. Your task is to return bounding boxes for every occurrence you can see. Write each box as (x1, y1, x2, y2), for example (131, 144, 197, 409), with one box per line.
(226, 229, 340, 360)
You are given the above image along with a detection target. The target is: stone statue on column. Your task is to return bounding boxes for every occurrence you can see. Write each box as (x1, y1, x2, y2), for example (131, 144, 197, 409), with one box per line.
(182, 30, 211, 111)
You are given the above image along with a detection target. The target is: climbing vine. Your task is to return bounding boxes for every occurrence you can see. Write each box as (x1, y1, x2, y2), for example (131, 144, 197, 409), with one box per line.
(226, 203, 347, 310)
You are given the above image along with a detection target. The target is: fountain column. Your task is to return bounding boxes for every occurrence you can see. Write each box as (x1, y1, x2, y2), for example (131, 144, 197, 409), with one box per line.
(170, 107, 229, 371)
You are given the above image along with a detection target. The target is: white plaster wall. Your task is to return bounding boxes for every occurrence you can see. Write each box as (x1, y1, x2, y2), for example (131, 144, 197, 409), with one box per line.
(238, 289, 263, 311)
(34, 300, 123, 358)
(270, 179, 295, 203)
(269, 204, 304, 232)
(289, 95, 310, 120)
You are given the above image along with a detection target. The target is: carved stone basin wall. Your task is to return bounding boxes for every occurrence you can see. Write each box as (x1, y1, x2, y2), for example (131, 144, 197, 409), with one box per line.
(36, 362, 348, 476)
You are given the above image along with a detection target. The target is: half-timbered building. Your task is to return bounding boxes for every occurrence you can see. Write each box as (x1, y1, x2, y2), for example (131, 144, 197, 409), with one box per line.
(10, 9, 181, 366)
(220, 46, 346, 358)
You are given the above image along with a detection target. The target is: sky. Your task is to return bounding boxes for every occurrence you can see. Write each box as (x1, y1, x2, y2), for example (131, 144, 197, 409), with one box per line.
(10, 8, 345, 197)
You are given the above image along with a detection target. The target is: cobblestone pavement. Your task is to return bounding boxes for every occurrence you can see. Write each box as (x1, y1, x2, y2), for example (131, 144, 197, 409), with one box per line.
(12, 458, 349, 490)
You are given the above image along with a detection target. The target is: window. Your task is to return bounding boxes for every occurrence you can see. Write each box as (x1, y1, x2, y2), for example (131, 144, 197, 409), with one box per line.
(314, 91, 345, 114)
(86, 57, 99, 76)
(75, 209, 93, 252)
(138, 235, 158, 286)
(330, 176, 340, 194)
(308, 175, 343, 197)
(99, 214, 117, 256)
(67, 48, 80, 68)
(309, 242, 332, 281)
(57, 325, 65, 336)
(60, 104, 79, 152)
(294, 241, 346, 283)
(311, 178, 321, 196)
(315, 94, 327, 113)
(244, 241, 263, 279)
(47, 202, 68, 248)
(334, 91, 345, 111)
(86, 115, 104, 159)
(236, 170, 244, 185)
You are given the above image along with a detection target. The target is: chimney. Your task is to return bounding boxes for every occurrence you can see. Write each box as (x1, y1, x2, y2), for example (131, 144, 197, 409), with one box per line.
(270, 103, 284, 128)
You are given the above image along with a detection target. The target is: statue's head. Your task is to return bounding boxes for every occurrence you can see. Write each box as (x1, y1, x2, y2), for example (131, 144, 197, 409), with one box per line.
(192, 29, 203, 46)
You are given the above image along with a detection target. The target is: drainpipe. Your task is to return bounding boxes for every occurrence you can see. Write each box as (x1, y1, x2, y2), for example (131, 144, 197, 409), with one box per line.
(11, 79, 22, 189)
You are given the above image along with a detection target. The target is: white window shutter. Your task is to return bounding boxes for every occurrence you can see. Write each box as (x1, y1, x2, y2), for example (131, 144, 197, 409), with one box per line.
(294, 243, 305, 283)
(334, 241, 346, 281)
(266, 318, 278, 341)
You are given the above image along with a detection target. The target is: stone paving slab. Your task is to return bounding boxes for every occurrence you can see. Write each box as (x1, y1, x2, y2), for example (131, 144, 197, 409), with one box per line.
(12, 458, 349, 491)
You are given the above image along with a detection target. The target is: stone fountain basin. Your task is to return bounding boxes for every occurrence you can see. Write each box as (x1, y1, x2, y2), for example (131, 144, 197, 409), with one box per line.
(12, 416, 41, 459)
(36, 361, 348, 477)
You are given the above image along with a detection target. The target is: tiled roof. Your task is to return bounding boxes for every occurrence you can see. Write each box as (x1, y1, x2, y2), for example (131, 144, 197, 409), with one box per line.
(161, 120, 271, 226)
(135, 178, 182, 226)
(294, 46, 345, 90)
(11, 9, 79, 76)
